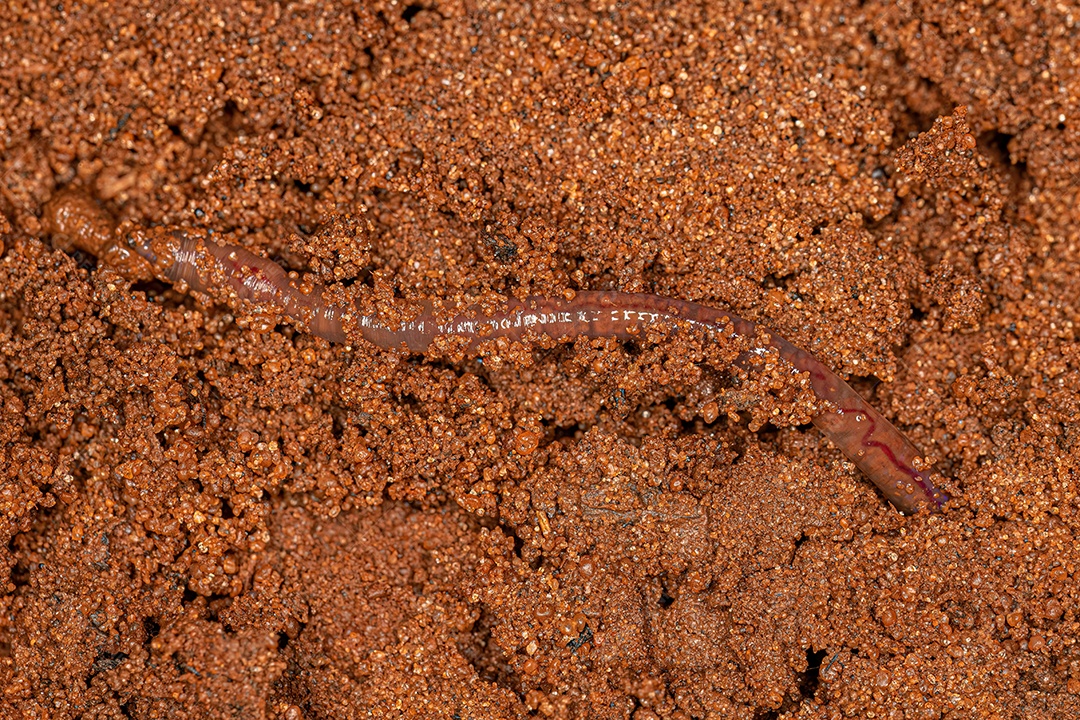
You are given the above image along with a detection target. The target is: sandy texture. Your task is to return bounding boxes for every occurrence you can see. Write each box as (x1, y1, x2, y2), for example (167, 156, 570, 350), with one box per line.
(1, 1, 1079, 718)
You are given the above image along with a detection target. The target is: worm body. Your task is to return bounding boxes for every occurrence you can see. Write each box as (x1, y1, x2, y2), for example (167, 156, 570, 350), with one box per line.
(45, 192, 949, 513)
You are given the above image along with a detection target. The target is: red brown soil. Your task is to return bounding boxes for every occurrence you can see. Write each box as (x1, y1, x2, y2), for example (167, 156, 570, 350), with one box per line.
(1, 2, 1079, 719)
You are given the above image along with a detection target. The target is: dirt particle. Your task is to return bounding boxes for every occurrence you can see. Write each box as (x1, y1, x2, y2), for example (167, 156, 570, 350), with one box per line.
(514, 429, 540, 456)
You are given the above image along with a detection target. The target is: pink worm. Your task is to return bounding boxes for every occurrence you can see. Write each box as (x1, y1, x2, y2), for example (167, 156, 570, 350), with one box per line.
(45, 192, 948, 514)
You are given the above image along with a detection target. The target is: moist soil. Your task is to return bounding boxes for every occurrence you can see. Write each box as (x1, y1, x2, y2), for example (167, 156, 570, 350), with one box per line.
(1, 2, 1079, 718)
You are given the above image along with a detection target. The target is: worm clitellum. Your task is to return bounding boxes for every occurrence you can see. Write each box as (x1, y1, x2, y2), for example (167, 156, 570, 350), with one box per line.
(44, 190, 949, 514)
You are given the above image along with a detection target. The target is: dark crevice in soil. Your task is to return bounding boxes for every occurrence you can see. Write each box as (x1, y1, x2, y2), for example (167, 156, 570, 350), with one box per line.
(455, 607, 520, 692)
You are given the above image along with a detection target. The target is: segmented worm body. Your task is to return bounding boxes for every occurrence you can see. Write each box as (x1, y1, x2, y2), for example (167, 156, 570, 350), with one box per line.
(44, 191, 948, 513)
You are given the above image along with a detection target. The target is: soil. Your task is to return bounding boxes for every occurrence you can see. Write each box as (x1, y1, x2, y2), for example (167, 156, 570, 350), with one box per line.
(1, 1, 1079, 718)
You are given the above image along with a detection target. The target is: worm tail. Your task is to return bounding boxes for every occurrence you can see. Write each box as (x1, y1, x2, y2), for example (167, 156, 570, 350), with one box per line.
(122, 229, 350, 343)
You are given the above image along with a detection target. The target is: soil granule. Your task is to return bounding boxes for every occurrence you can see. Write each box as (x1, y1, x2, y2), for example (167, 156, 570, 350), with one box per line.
(1, 2, 1079, 718)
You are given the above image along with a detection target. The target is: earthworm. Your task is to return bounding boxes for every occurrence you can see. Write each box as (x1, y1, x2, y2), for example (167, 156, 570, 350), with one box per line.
(42, 190, 948, 513)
